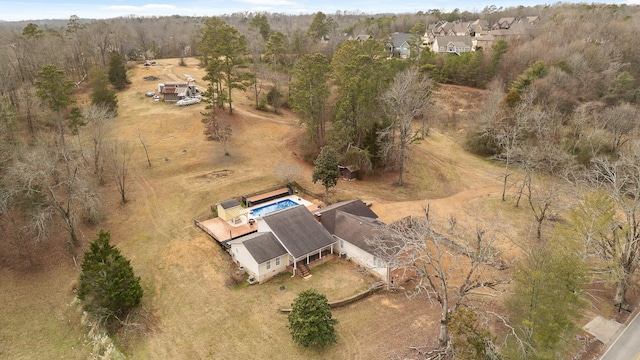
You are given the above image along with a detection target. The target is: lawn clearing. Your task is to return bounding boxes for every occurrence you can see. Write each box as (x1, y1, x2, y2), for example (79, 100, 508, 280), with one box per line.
(3, 57, 544, 359)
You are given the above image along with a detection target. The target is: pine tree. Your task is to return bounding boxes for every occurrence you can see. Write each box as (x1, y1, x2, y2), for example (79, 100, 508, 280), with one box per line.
(312, 146, 339, 204)
(90, 66, 118, 114)
(108, 53, 129, 90)
(34, 64, 76, 148)
(78, 230, 143, 321)
(288, 289, 338, 347)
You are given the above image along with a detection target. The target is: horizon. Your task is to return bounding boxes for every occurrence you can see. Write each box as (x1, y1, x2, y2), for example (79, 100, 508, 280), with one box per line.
(1, 0, 638, 22)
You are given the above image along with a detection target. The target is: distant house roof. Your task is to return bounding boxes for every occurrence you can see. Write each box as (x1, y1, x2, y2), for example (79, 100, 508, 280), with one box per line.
(333, 211, 383, 253)
(263, 205, 335, 259)
(219, 198, 241, 209)
(314, 199, 378, 234)
(233, 232, 287, 264)
(450, 22, 471, 35)
(354, 34, 372, 41)
(391, 32, 413, 48)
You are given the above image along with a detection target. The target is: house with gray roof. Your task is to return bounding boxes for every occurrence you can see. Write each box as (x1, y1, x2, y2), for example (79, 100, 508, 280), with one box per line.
(227, 205, 336, 282)
(315, 200, 403, 286)
(228, 232, 287, 282)
(386, 32, 414, 58)
(432, 36, 473, 54)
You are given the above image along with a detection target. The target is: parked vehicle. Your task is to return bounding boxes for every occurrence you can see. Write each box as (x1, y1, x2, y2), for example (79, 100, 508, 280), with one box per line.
(176, 97, 201, 106)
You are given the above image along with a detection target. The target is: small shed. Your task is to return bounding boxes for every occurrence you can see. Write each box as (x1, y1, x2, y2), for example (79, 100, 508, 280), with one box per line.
(339, 165, 360, 180)
(217, 198, 247, 223)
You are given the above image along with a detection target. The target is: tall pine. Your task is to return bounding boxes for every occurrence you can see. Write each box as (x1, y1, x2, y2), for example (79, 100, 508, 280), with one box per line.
(108, 53, 129, 90)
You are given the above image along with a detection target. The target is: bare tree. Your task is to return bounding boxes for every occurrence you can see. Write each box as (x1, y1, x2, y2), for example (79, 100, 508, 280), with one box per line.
(369, 208, 509, 356)
(379, 68, 434, 186)
(110, 140, 132, 204)
(274, 161, 302, 184)
(203, 108, 232, 155)
(599, 103, 637, 154)
(587, 146, 640, 306)
(3, 136, 98, 253)
(82, 104, 114, 183)
(524, 181, 558, 241)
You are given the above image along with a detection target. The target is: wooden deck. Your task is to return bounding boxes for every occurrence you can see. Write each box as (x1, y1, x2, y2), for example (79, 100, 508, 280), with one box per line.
(243, 187, 290, 207)
(195, 218, 256, 245)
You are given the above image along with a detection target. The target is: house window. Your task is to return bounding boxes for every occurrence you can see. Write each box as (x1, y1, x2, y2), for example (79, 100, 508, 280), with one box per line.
(340, 239, 344, 249)
(276, 257, 280, 266)
(266, 260, 271, 270)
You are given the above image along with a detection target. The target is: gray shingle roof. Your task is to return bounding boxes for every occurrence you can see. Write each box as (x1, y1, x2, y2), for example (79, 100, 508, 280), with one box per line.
(239, 232, 287, 264)
(314, 199, 378, 234)
(392, 33, 413, 48)
(333, 211, 383, 253)
(219, 198, 241, 209)
(263, 205, 335, 259)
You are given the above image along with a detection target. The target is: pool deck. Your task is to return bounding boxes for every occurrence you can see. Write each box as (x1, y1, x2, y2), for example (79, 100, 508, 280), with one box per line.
(244, 188, 290, 207)
(196, 217, 256, 244)
(197, 195, 321, 246)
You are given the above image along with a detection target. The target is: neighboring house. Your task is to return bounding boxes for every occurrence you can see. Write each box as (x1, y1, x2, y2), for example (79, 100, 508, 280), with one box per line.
(228, 205, 336, 283)
(387, 32, 413, 58)
(159, 82, 196, 103)
(469, 19, 490, 37)
(474, 33, 496, 50)
(431, 20, 456, 37)
(492, 17, 517, 30)
(432, 36, 473, 54)
(351, 34, 372, 42)
(448, 22, 471, 36)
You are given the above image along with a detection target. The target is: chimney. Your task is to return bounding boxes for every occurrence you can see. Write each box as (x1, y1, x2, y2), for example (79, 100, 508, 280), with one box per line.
(314, 212, 322, 222)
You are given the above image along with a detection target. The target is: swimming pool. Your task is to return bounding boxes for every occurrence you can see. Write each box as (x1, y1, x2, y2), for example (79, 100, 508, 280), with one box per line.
(250, 199, 300, 217)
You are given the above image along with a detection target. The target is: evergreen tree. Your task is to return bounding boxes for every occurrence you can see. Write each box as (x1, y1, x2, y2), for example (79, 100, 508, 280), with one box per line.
(34, 64, 76, 148)
(249, 13, 272, 41)
(312, 146, 339, 204)
(288, 289, 338, 347)
(78, 230, 143, 321)
(198, 17, 251, 115)
(90, 66, 118, 114)
(290, 53, 331, 150)
(108, 53, 129, 90)
(504, 244, 585, 359)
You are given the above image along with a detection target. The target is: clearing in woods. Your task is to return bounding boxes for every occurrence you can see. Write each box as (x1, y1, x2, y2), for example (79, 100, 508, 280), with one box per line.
(1, 58, 539, 359)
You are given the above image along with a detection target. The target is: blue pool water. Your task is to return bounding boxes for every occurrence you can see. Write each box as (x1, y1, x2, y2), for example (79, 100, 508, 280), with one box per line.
(250, 199, 299, 217)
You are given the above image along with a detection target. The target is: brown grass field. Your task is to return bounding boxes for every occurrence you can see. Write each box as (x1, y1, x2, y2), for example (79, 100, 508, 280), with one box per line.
(1, 58, 625, 359)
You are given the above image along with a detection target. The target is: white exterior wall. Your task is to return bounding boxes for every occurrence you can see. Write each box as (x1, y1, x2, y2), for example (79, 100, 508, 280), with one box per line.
(230, 242, 290, 282)
(338, 238, 388, 282)
(255, 255, 289, 282)
(230, 242, 260, 278)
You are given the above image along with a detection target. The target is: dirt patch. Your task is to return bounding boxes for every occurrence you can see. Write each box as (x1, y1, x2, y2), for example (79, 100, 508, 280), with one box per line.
(195, 169, 234, 180)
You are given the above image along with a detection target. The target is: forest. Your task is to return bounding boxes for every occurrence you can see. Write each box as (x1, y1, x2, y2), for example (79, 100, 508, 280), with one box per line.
(1, 3, 640, 359)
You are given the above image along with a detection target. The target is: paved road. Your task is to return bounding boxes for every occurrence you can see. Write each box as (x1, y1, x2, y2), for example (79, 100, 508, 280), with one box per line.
(601, 309, 640, 360)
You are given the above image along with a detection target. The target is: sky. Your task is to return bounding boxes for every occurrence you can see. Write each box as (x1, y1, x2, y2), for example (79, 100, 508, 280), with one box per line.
(0, 0, 637, 22)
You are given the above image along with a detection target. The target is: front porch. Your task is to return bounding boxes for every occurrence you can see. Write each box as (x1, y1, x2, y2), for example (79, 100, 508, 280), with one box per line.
(287, 250, 335, 278)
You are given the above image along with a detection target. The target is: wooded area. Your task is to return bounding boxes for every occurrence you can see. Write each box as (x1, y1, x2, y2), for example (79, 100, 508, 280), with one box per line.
(1, 3, 640, 359)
